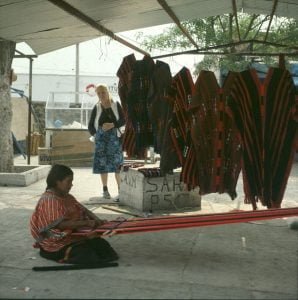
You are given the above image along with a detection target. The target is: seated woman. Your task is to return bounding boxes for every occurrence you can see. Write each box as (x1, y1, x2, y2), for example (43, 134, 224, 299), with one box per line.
(30, 164, 118, 264)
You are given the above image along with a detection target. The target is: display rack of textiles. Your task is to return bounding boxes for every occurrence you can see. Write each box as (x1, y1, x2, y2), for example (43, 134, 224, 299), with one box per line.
(118, 52, 297, 210)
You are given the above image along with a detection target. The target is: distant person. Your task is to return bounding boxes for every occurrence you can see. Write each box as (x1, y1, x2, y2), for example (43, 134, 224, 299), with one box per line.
(30, 164, 118, 264)
(88, 84, 125, 201)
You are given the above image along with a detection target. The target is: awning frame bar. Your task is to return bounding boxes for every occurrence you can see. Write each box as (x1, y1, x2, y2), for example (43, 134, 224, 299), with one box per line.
(47, 0, 150, 56)
(157, 0, 199, 49)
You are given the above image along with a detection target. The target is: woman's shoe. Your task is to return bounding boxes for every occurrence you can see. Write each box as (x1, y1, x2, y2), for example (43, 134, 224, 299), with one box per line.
(113, 196, 120, 203)
(103, 190, 111, 199)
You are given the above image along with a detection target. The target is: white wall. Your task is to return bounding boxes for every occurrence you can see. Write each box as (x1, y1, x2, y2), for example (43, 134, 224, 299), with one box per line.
(11, 97, 34, 141)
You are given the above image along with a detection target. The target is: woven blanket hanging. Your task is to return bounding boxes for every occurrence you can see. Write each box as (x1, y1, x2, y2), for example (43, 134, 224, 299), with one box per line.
(227, 67, 297, 208)
(188, 71, 242, 199)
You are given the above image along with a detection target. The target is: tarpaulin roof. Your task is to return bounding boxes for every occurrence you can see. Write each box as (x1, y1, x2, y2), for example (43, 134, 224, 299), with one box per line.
(0, 0, 297, 55)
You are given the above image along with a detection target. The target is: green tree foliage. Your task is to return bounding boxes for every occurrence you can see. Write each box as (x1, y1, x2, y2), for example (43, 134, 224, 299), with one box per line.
(140, 13, 297, 75)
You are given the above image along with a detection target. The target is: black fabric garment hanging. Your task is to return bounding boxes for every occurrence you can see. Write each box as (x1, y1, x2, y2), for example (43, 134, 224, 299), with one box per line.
(159, 93, 181, 175)
(220, 72, 242, 199)
(147, 60, 173, 154)
(126, 56, 155, 154)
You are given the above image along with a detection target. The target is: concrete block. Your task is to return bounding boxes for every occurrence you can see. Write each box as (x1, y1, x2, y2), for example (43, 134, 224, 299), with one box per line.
(0, 165, 51, 187)
(119, 168, 201, 212)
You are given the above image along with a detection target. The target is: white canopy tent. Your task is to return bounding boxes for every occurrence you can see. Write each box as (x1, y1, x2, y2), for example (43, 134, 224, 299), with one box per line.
(0, 0, 297, 55)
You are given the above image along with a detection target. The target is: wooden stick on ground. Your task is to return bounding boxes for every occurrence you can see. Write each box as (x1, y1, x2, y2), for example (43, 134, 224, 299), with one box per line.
(101, 205, 142, 217)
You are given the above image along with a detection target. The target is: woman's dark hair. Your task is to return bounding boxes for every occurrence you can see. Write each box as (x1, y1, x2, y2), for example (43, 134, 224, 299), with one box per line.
(46, 164, 73, 190)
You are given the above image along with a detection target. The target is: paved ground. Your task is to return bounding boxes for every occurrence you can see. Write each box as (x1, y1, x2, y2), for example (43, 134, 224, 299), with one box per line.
(0, 156, 297, 299)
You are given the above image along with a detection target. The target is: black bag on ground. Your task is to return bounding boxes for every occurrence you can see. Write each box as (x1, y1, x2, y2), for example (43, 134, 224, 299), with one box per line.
(64, 238, 119, 264)
(40, 237, 119, 265)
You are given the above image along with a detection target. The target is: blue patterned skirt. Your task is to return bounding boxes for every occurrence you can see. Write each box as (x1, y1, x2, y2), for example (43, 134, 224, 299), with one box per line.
(93, 128, 123, 174)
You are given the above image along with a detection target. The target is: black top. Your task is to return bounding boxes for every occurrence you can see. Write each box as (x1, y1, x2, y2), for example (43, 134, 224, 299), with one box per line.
(88, 102, 125, 136)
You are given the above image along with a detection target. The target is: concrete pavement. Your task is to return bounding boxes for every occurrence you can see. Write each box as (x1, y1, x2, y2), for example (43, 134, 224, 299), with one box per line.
(0, 156, 297, 299)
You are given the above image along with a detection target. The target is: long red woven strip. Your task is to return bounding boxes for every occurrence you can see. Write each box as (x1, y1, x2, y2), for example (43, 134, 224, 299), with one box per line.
(72, 207, 298, 236)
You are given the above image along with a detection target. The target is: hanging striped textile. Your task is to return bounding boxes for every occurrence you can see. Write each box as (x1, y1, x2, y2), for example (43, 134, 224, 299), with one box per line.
(126, 56, 155, 154)
(263, 67, 297, 208)
(159, 89, 181, 175)
(187, 71, 241, 198)
(227, 69, 263, 209)
(72, 207, 298, 236)
(117, 54, 136, 114)
(189, 70, 219, 195)
(147, 60, 173, 154)
(227, 67, 297, 209)
(116, 54, 137, 157)
(168, 67, 195, 165)
(180, 142, 200, 190)
(220, 72, 242, 199)
(159, 68, 195, 175)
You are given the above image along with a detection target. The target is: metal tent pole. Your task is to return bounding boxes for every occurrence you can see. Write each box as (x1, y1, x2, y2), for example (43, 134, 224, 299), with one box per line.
(27, 58, 33, 165)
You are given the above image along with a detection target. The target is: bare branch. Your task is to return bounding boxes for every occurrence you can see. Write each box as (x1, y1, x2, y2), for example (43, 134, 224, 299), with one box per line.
(243, 14, 258, 40)
(217, 16, 226, 33)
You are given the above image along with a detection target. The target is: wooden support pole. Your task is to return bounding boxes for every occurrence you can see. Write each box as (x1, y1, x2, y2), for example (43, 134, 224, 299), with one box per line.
(27, 58, 33, 165)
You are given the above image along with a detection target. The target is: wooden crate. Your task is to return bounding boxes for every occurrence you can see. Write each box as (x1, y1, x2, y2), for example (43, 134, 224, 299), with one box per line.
(26, 133, 43, 155)
(50, 130, 94, 167)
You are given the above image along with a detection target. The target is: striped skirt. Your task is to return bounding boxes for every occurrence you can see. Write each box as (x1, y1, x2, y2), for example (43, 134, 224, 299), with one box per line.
(93, 128, 123, 174)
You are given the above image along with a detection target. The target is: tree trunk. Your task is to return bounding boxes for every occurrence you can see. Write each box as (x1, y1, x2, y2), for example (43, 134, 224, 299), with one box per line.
(0, 40, 16, 172)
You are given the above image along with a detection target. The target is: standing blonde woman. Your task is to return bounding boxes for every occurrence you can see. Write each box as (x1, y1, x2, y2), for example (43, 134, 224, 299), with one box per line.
(88, 84, 125, 200)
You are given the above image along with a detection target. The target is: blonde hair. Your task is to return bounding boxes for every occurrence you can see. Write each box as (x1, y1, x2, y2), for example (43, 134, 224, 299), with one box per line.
(95, 84, 113, 102)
